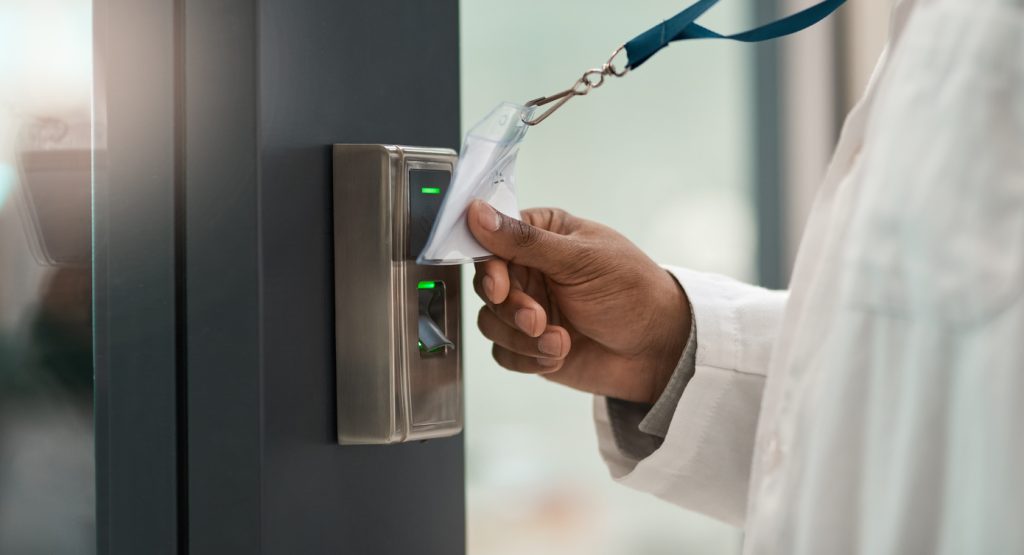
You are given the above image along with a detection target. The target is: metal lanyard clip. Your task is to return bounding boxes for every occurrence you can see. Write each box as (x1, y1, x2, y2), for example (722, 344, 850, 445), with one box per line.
(522, 45, 629, 126)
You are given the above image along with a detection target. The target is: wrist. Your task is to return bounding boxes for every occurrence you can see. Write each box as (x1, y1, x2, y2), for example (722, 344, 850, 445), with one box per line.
(641, 270, 692, 404)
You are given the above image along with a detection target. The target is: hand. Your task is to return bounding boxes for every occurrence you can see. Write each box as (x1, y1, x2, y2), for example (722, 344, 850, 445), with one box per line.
(467, 200, 692, 404)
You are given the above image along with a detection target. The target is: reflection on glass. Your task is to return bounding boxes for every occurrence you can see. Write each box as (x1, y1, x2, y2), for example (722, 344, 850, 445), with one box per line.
(0, 0, 95, 553)
(461, 0, 753, 553)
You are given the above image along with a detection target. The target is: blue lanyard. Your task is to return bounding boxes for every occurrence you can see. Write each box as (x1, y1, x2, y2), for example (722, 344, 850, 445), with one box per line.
(626, 0, 848, 69)
(524, 0, 847, 125)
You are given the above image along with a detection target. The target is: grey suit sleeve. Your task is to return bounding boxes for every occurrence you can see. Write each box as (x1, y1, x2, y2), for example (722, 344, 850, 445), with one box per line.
(605, 316, 697, 461)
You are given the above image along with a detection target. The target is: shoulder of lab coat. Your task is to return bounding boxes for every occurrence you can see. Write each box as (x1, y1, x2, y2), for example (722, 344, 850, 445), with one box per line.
(594, 266, 788, 527)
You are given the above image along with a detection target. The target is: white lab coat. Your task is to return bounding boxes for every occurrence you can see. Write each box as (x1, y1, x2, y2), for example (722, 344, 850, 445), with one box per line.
(595, 0, 1024, 552)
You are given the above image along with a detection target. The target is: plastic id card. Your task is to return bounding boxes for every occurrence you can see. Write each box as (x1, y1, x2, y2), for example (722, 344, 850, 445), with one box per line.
(417, 102, 534, 265)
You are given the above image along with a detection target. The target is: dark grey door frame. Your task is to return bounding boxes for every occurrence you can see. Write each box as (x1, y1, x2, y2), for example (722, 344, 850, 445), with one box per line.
(96, 1, 465, 554)
(93, 0, 183, 552)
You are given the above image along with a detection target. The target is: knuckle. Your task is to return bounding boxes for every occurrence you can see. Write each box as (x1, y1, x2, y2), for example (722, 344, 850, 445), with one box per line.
(522, 207, 573, 233)
(560, 243, 607, 281)
(490, 305, 510, 328)
(508, 218, 540, 249)
(476, 307, 493, 335)
(547, 208, 572, 229)
(491, 344, 510, 368)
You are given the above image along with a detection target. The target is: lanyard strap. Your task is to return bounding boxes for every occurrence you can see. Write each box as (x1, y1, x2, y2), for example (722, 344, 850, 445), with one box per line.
(626, 0, 847, 69)
(524, 0, 847, 125)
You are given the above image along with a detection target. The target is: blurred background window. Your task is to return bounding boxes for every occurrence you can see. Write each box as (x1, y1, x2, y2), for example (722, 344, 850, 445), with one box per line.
(0, 0, 95, 553)
(460, 1, 755, 553)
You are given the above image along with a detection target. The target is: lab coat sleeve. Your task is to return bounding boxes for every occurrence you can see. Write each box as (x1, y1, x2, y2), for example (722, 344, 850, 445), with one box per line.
(604, 316, 698, 460)
(594, 266, 788, 527)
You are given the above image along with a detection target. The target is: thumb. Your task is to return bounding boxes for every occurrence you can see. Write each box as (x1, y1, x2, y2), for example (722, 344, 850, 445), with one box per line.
(467, 200, 578, 275)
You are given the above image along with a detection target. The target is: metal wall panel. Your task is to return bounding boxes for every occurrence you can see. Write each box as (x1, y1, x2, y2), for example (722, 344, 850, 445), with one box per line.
(184, 1, 465, 553)
(183, 0, 263, 552)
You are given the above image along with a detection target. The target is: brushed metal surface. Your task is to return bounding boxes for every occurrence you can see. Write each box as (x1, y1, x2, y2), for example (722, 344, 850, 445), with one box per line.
(333, 144, 462, 444)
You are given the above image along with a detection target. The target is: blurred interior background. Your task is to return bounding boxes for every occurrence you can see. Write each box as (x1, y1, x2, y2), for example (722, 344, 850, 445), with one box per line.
(459, 1, 889, 554)
(0, 0, 888, 553)
(460, 1, 753, 554)
(0, 1, 95, 553)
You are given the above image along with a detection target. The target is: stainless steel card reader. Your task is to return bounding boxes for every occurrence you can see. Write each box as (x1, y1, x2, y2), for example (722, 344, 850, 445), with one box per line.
(332, 144, 462, 445)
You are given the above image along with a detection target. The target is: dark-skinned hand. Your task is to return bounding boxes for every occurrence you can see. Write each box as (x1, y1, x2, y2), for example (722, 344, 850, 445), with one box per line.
(468, 200, 691, 404)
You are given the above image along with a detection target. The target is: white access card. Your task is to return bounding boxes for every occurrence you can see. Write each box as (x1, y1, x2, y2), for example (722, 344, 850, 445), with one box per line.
(417, 102, 534, 265)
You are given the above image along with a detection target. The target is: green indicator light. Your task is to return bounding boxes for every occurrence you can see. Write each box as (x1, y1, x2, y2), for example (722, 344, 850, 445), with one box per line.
(418, 340, 444, 353)
(420, 187, 441, 195)
(417, 281, 436, 290)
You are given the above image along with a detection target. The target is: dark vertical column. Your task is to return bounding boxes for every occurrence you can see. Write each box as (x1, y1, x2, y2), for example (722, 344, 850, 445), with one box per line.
(183, 0, 263, 553)
(93, 0, 181, 553)
(183, 1, 465, 554)
(753, 0, 788, 289)
(832, 6, 854, 132)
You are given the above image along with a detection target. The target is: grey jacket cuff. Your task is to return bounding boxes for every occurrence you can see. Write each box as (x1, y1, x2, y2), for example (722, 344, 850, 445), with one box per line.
(606, 315, 698, 461)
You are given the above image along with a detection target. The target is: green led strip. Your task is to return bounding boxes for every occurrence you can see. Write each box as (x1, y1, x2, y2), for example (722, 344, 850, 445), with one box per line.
(418, 340, 445, 353)
(420, 187, 441, 195)
(417, 281, 437, 289)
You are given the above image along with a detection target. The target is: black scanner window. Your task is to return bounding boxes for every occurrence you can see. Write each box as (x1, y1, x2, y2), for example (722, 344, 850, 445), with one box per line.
(408, 169, 451, 260)
(418, 281, 451, 355)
